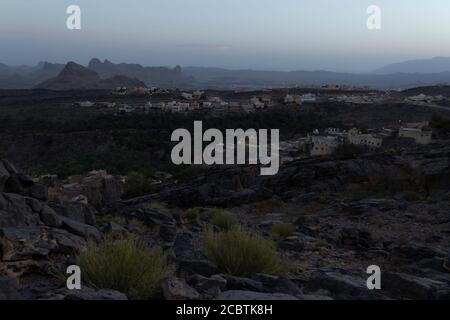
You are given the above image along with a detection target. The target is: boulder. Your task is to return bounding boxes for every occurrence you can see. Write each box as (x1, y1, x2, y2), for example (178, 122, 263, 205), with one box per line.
(102, 221, 128, 237)
(39, 287, 128, 300)
(251, 274, 303, 295)
(0, 161, 12, 192)
(177, 259, 220, 277)
(224, 275, 264, 292)
(0, 193, 42, 228)
(306, 271, 383, 299)
(161, 277, 200, 300)
(40, 205, 63, 228)
(216, 290, 298, 300)
(393, 244, 447, 260)
(61, 218, 101, 240)
(382, 272, 447, 300)
(52, 202, 97, 226)
(120, 207, 176, 245)
(187, 274, 227, 298)
(278, 236, 305, 252)
(0, 276, 20, 300)
(0, 227, 86, 262)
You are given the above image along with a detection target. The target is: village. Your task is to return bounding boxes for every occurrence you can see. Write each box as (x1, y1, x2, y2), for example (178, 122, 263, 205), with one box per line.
(277, 120, 434, 164)
(70, 86, 444, 165)
(72, 85, 450, 117)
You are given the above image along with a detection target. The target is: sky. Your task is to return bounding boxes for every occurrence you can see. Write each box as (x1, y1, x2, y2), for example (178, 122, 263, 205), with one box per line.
(1, 0, 449, 72)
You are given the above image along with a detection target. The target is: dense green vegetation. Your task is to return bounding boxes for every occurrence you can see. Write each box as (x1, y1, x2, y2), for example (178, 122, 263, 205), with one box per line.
(0, 109, 339, 180)
(78, 236, 171, 299)
(203, 226, 284, 276)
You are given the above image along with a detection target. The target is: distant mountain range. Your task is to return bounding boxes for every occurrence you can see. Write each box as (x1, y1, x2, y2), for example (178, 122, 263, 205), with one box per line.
(0, 59, 192, 90)
(183, 66, 450, 90)
(2, 57, 450, 90)
(373, 56, 450, 74)
(35, 62, 146, 90)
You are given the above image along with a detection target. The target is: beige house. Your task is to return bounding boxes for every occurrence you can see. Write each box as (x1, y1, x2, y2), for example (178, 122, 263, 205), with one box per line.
(399, 127, 432, 144)
(310, 136, 339, 156)
(347, 131, 383, 149)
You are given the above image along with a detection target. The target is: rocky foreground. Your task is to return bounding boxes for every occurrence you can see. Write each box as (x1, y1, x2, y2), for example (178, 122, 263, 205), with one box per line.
(1, 144, 450, 300)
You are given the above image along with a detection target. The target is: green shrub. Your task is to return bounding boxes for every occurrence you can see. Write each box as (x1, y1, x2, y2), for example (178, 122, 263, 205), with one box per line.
(271, 223, 295, 241)
(203, 227, 284, 276)
(185, 207, 200, 219)
(124, 172, 159, 199)
(209, 209, 238, 230)
(78, 236, 171, 299)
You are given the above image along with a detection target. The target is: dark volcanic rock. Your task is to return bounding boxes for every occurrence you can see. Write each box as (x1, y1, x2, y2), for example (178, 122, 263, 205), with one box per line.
(0, 276, 19, 300)
(187, 274, 227, 298)
(118, 206, 177, 245)
(224, 275, 265, 292)
(216, 290, 298, 300)
(52, 202, 97, 226)
(382, 272, 448, 299)
(306, 271, 385, 300)
(0, 193, 42, 228)
(177, 259, 220, 277)
(39, 287, 128, 300)
(161, 277, 200, 300)
(61, 218, 101, 240)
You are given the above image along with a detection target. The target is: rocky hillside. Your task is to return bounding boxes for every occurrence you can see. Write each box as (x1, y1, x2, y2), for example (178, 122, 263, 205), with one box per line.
(35, 62, 146, 90)
(1, 142, 450, 300)
(88, 58, 193, 87)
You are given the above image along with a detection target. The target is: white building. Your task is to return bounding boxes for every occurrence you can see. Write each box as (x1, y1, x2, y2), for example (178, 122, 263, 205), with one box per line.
(284, 94, 302, 105)
(181, 92, 193, 100)
(347, 129, 383, 149)
(310, 136, 339, 156)
(119, 104, 135, 113)
(301, 93, 317, 103)
(193, 90, 205, 99)
(76, 101, 95, 107)
(399, 127, 432, 144)
(202, 102, 213, 109)
(250, 97, 265, 109)
(112, 87, 127, 96)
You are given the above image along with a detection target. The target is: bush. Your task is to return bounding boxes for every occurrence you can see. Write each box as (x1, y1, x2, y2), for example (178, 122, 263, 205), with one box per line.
(203, 227, 284, 276)
(185, 207, 200, 219)
(78, 236, 171, 299)
(271, 223, 295, 241)
(209, 209, 238, 230)
(124, 172, 158, 199)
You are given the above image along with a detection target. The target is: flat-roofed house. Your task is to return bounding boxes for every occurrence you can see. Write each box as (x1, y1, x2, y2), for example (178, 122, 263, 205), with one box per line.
(399, 127, 432, 144)
(310, 136, 339, 156)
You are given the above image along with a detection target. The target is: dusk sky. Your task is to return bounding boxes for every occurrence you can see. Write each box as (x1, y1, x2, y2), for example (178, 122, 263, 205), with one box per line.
(1, 0, 449, 72)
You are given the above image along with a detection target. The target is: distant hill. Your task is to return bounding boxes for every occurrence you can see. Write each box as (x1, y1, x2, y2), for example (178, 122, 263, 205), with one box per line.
(183, 66, 450, 90)
(88, 58, 192, 87)
(35, 62, 146, 90)
(401, 85, 450, 97)
(3, 57, 450, 90)
(0, 61, 64, 89)
(374, 57, 450, 74)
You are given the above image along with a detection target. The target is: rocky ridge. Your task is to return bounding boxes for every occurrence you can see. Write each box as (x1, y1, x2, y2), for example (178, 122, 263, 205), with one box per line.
(1, 144, 450, 300)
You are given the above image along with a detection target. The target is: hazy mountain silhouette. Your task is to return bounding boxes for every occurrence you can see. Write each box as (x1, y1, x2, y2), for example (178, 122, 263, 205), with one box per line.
(183, 66, 450, 89)
(2, 57, 450, 90)
(374, 57, 450, 74)
(35, 62, 146, 90)
(88, 58, 191, 87)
